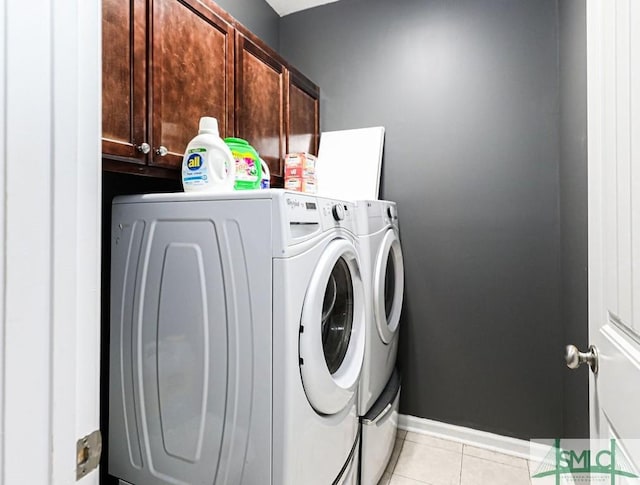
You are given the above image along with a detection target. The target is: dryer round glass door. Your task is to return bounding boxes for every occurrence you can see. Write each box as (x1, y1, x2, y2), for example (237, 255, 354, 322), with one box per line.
(374, 229, 405, 344)
(299, 238, 365, 415)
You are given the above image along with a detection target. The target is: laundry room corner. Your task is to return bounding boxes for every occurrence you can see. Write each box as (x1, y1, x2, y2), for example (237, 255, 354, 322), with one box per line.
(280, 0, 571, 441)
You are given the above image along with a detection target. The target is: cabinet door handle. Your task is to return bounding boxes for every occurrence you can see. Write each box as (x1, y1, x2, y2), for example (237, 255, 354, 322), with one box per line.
(155, 146, 168, 157)
(136, 142, 151, 154)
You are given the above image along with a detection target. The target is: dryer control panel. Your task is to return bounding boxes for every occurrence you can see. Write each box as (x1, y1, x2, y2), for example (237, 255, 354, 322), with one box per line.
(355, 200, 399, 235)
(283, 193, 321, 224)
(317, 199, 356, 232)
(279, 192, 357, 249)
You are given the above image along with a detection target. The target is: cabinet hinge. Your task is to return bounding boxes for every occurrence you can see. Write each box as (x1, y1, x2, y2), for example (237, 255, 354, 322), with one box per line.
(76, 430, 102, 480)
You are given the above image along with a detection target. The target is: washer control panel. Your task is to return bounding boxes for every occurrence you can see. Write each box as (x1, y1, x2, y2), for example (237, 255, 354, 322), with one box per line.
(282, 192, 355, 233)
(284, 194, 321, 224)
(318, 199, 354, 231)
(331, 204, 345, 221)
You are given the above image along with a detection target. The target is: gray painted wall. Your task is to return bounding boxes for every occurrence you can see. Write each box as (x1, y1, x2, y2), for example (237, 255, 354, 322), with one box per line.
(214, 0, 279, 50)
(281, 0, 565, 439)
(559, 0, 589, 438)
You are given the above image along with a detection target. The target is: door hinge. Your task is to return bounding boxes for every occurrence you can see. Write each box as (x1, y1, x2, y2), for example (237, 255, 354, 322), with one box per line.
(76, 430, 102, 480)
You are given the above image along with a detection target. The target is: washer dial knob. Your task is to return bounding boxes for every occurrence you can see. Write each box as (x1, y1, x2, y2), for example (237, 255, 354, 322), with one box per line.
(387, 206, 395, 220)
(332, 204, 345, 221)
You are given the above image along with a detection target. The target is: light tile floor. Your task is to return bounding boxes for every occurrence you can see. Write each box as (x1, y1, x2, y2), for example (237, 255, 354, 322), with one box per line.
(379, 430, 533, 485)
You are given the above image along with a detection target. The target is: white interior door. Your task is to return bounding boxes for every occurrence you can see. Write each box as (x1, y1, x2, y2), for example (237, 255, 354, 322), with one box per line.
(0, 0, 101, 484)
(587, 0, 640, 474)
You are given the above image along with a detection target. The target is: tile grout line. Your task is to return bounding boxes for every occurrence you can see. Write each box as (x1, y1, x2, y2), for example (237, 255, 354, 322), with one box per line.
(389, 437, 406, 475)
(462, 444, 529, 471)
(392, 437, 464, 485)
(461, 453, 529, 471)
(389, 439, 532, 485)
(383, 433, 405, 481)
(403, 437, 464, 454)
(391, 470, 434, 485)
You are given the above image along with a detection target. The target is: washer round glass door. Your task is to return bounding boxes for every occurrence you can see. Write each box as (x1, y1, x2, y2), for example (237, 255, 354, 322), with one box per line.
(299, 238, 365, 415)
(374, 229, 405, 344)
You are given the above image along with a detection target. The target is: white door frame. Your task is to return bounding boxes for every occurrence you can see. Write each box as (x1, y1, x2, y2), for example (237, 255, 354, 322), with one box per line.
(0, 0, 101, 484)
(587, 0, 604, 441)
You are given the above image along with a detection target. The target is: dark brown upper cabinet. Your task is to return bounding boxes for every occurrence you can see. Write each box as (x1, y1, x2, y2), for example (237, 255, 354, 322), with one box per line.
(102, 0, 234, 172)
(286, 68, 320, 157)
(150, 0, 234, 170)
(234, 31, 320, 187)
(102, 0, 319, 180)
(235, 32, 286, 181)
(102, 0, 147, 164)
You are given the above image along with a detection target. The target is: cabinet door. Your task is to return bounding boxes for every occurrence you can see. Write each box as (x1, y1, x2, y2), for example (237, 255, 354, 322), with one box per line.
(102, 0, 147, 163)
(235, 33, 286, 181)
(286, 70, 319, 156)
(150, 0, 234, 170)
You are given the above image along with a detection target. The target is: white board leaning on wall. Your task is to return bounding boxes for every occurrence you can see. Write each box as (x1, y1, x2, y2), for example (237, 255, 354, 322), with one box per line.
(316, 126, 385, 201)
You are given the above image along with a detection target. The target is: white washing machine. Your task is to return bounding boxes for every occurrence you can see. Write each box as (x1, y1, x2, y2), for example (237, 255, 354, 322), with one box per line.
(108, 189, 365, 485)
(354, 200, 405, 485)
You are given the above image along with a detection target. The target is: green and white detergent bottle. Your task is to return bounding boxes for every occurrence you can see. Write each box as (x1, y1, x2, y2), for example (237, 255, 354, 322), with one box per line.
(224, 137, 263, 190)
(182, 117, 235, 193)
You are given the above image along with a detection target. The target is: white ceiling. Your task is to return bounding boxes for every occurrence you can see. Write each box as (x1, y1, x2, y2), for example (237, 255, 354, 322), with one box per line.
(265, 0, 341, 17)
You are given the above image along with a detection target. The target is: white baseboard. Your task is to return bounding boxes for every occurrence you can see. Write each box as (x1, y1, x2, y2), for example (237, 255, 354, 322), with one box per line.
(398, 414, 536, 460)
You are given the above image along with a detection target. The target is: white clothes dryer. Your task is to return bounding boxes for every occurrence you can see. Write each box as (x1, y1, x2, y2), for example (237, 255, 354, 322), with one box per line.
(354, 200, 405, 485)
(108, 190, 365, 485)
